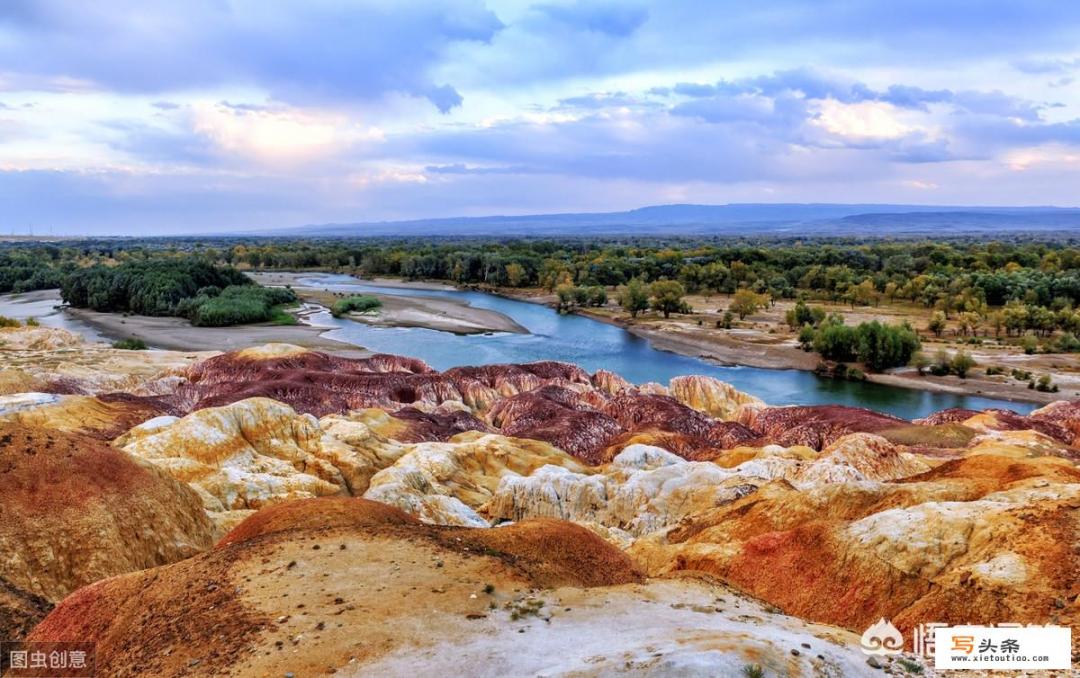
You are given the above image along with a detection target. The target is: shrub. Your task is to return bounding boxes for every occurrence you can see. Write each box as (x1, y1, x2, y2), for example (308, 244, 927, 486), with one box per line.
(1054, 332, 1080, 352)
(912, 351, 930, 375)
(331, 295, 382, 317)
(585, 286, 608, 307)
(0, 315, 20, 328)
(950, 350, 976, 378)
(813, 322, 857, 362)
(1035, 374, 1057, 392)
(854, 320, 921, 371)
(190, 286, 298, 327)
(1011, 368, 1032, 381)
(742, 665, 765, 678)
(24, 317, 40, 327)
(984, 365, 1005, 376)
(112, 338, 147, 350)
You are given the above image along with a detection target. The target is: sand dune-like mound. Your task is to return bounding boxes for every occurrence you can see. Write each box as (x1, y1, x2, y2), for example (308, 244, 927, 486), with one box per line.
(30, 498, 648, 677)
(0, 424, 215, 602)
(0, 392, 169, 439)
(790, 432, 930, 487)
(216, 496, 420, 547)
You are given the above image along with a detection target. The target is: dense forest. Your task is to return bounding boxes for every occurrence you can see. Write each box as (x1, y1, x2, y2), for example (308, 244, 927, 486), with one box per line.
(58, 259, 297, 327)
(4, 235, 1080, 336)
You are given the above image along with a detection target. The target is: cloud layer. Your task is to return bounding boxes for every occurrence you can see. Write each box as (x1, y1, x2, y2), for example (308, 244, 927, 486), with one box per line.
(0, 1, 1078, 234)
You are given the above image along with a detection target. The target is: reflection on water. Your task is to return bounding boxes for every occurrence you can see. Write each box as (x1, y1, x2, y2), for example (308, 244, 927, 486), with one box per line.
(0, 290, 111, 344)
(298, 274, 1037, 419)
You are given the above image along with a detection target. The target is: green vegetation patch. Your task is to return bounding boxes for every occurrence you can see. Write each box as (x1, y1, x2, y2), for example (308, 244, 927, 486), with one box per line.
(878, 423, 978, 448)
(112, 338, 148, 350)
(331, 295, 382, 317)
(186, 286, 299, 327)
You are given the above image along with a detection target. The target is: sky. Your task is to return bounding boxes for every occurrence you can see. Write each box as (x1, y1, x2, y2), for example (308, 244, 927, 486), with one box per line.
(2, 1, 1080, 235)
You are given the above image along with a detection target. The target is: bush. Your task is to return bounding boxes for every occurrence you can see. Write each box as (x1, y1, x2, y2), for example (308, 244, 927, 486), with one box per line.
(1011, 368, 1032, 381)
(331, 295, 382, 317)
(950, 350, 976, 378)
(854, 320, 921, 371)
(24, 317, 40, 327)
(813, 322, 858, 362)
(984, 365, 1005, 376)
(0, 315, 20, 328)
(912, 351, 930, 375)
(1054, 332, 1080, 352)
(1035, 374, 1057, 392)
(189, 286, 299, 327)
(742, 665, 765, 678)
(112, 338, 147, 350)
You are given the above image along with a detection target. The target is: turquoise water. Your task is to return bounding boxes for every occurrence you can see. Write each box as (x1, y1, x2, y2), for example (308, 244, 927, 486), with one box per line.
(300, 275, 1036, 419)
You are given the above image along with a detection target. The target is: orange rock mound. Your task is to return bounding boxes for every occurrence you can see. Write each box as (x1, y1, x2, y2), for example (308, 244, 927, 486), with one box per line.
(31, 497, 642, 677)
(0, 424, 215, 602)
(638, 453, 1080, 651)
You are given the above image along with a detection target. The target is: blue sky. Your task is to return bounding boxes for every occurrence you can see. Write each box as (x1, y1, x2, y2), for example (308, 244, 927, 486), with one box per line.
(1, 1, 1080, 234)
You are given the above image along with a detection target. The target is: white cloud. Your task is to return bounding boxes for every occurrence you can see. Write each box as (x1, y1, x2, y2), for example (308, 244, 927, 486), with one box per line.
(191, 103, 383, 162)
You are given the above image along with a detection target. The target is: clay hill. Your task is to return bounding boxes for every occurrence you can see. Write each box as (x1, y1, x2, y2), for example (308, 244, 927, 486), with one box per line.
(3, 327, 1078, 675)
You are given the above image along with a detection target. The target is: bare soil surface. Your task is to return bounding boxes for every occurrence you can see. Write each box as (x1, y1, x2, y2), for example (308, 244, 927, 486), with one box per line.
(65, 307, 371, 356)
(252, 272, 527, 335)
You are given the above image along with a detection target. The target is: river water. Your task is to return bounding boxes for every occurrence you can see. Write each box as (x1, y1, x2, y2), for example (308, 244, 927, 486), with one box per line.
(297, 274, 1035, 418)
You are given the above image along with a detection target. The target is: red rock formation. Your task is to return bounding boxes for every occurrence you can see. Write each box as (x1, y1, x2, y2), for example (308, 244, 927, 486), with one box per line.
(600, 393, 758, 449)
(914, 407, 982, 425)
(1031, 400, 1080, 444)
(643, 453, 1080, 652)
(740, 405, 908, 450)
(0, 393, 170, 439)
(387, 406, 493, 442)
(488, 386, 623, 464)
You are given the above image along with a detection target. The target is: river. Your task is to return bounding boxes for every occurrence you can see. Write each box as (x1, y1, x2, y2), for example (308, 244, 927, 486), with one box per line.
(296, 274, 1036, 418)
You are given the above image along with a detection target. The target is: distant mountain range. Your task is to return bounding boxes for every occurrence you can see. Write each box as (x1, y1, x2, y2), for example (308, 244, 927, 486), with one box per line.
(270, 203, 1080, 238)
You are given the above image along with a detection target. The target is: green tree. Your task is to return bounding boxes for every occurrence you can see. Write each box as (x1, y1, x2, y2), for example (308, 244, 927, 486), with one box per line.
(928, 311, 947, 337)
(730, 289, 767, 320)
(504, 262, 528, 287)
(813, 321, 858, 362)
(617, 278, 650, 318)
(951, 350, 976, 378)
(854, 321, 921, 371)
(649, 279, 690, 319)
(912, 351, 930, 375)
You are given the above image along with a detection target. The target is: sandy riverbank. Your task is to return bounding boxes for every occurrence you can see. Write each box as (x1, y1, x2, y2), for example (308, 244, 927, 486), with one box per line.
(64, 307, 371, 357)
(485, 286, 1075, 406)
(250, 272, 527, 335)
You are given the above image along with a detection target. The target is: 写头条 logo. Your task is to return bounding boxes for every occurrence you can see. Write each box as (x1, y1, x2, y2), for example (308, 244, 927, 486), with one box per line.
(860, 618, 904, 655)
